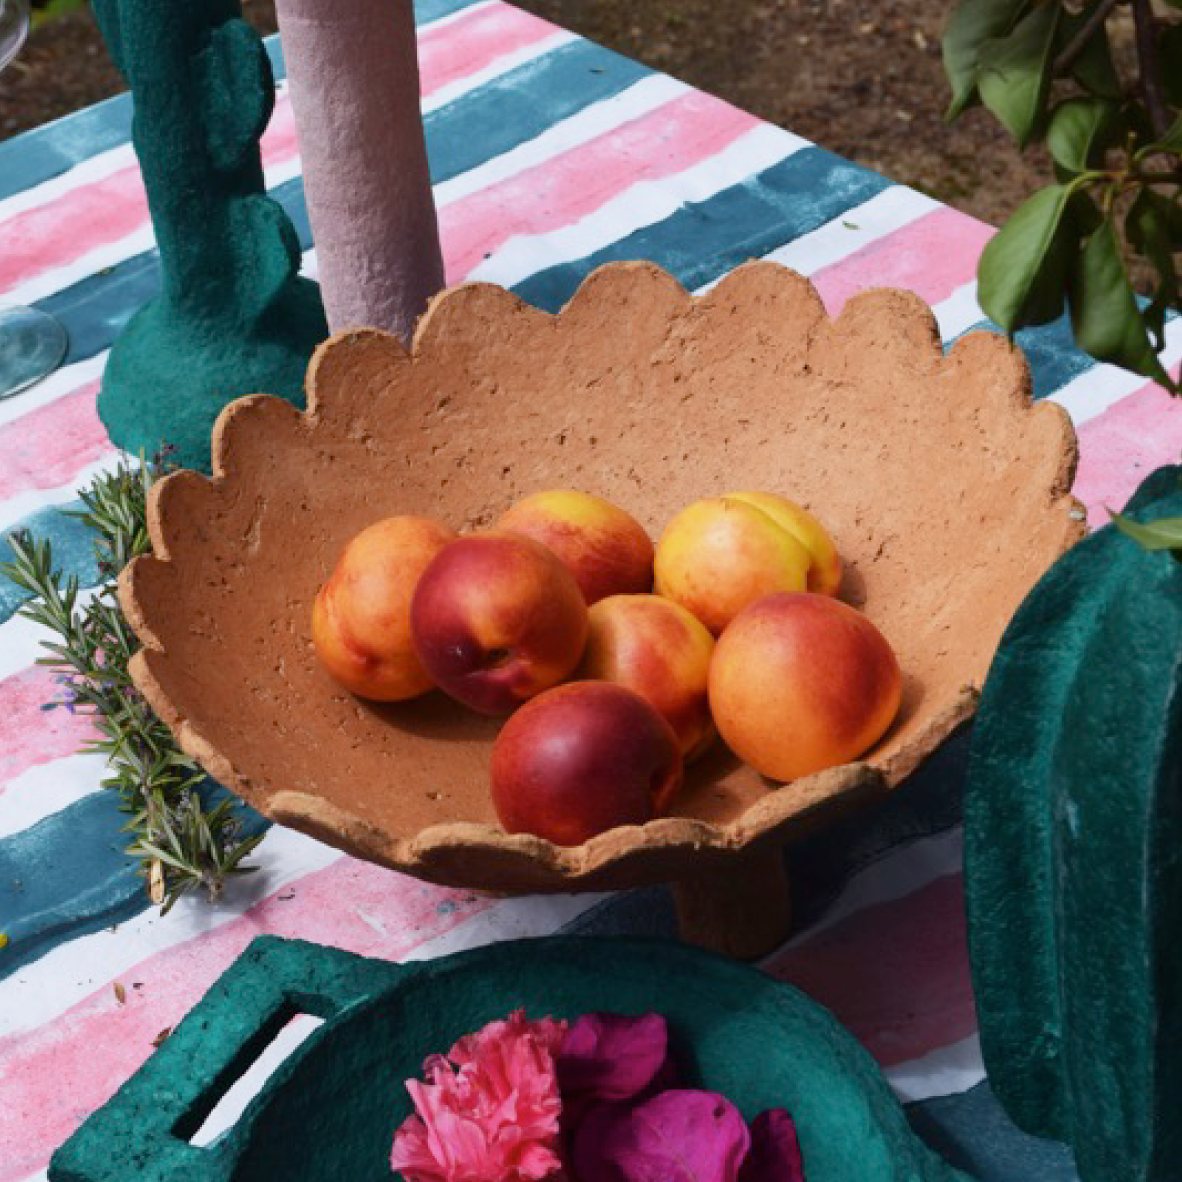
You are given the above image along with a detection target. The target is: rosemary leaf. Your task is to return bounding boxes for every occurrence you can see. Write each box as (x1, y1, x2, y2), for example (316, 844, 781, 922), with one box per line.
(0, 454, 265, 911)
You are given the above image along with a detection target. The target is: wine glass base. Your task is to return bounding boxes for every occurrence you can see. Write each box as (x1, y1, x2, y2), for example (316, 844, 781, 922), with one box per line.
(0, 305, 68, 399)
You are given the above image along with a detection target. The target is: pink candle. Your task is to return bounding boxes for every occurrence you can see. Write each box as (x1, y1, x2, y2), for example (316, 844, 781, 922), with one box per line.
(275, 0, 444, 340)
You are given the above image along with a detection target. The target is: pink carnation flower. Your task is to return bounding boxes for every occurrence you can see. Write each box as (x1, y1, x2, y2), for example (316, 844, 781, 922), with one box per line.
(390, 1010, 570, 1182)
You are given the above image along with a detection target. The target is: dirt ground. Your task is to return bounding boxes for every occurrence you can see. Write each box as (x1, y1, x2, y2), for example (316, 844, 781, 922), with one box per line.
(0, 0, 1057, 229)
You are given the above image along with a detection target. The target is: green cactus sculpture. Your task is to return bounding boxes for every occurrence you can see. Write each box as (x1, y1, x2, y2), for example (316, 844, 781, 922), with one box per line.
(964, 465, 1182, 1182)
(91, 0, 328, 472)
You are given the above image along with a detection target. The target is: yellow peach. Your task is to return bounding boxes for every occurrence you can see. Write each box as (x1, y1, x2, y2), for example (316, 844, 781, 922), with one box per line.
(654, 496, 811, 635)
(496, 490, 654, 605)
(727, 491, 842, 596)
(579, 594, 716, 759)
(312, 515, 457, 701)
(708, 592, 901, 781)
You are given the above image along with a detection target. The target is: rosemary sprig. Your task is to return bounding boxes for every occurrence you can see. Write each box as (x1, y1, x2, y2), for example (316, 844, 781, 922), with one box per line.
(1, 456, 264, 913)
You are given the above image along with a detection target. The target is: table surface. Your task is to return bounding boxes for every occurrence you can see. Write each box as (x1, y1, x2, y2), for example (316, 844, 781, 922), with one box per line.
(1, 2, 1179, 1178)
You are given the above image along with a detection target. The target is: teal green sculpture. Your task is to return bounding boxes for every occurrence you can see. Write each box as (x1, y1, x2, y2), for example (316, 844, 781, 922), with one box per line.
(90, 0, 328, 472)
(48, 935, 970, 1181)
(964, 465, 1182, 1182)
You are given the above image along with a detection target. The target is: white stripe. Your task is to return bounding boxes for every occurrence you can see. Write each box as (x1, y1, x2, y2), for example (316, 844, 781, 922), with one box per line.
(189, 1013, 327, 1148)
(0, 452, 128, 537)
(402, 892, 607, 963)
(731, 185, 941, 281)
(0, 142, 135, 226)
(433, 72, 689, 207)
(0, 752, 110, 839)
(468, 122, 807, 290)
(0, 824, 344, 1038)
(1051, 314, 1182, 426)
(0, 351, 106, 429)
(768, 827, 964, 952)
(0, 589, 104, 686)
(933, 280, 984, 341)
(0, 24, 573, 308)
(885, 1032, 985, 1103)
(180, 893, 605, 1149)
(0, 76, 289, 232)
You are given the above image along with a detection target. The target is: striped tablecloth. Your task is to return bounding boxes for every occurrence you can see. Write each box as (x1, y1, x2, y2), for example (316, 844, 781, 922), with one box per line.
(2, 2, 1179, 1178)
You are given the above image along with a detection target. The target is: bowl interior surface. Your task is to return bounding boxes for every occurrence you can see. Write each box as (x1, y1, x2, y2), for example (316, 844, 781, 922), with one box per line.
(123, 262, 1083, 888)
(221, 939, 964, 1181)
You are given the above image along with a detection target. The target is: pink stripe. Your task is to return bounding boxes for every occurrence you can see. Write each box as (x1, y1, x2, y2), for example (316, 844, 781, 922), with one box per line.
(0, 100, 298, 294)
(0, 2, 549, 293)
(0, 860, 492, 1181)
(811, 207, 993, 314)
(0, 665, 98, 790)
(0, 89, 750, 500)
(764, 872, 977, 1068)
(441, 90, 758, 282)
(418, 3, 558, 93)
(1071, 373, 1182, 527)
(0, 380, 105, 502)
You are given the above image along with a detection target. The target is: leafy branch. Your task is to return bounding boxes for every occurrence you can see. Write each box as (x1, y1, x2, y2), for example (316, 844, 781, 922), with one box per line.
(0, 457, 263, 913)
(944, 0, 1182, 391)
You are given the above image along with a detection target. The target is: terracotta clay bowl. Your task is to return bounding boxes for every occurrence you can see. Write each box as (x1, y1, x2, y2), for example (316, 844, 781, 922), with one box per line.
(120, 261, 1084, 954)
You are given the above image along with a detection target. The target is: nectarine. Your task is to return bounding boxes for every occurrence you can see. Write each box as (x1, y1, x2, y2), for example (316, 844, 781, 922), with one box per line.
(708, 592, 901, 780)
(497, 490, 654, 604)
(410, 531, 589, 715)
(654, 496, 811, 635)
(312, 515, 457, 701)
(579, 594, 715, 759)
(727, 491, 841, 596)
(490, 681, 683, 845)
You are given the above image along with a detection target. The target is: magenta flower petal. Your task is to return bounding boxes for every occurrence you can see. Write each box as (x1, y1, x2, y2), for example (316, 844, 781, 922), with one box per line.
(558, 1012, 672, 1104)
(737, 1109, 805, 1182)
(390, 1010, 568, 1182)
(572, 1089, 751, 1182)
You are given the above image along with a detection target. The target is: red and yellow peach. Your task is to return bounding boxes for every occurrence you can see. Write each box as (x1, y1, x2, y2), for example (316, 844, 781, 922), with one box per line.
(312, 515, 457, 701)
(410, 531, 589, 715)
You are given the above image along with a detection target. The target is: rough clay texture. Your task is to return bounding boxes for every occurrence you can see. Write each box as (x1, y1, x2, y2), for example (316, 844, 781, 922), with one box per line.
(90, 0, 328, 474)
(273, 0, 444, 340)
(49, 935, 972, 1181)
(120, 261, 1085, 893)
(964, 465, 1182, 1182)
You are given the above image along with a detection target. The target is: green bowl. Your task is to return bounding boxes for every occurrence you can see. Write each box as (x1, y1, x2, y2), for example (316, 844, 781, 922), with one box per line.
(50, 936, 972, 1181)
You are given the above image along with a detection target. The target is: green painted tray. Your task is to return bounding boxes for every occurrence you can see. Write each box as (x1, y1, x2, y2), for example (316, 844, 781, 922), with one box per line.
(49, 935, 972, 1181)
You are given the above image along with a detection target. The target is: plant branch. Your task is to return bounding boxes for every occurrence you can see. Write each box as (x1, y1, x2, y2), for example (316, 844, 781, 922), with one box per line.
(0, 457, 263, 913)
(1052, 0, 1122, 75)
(1131, 0, 1171, 137)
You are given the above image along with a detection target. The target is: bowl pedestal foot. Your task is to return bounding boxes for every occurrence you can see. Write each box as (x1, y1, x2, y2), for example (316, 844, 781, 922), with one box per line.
(671, 843, 791, 960)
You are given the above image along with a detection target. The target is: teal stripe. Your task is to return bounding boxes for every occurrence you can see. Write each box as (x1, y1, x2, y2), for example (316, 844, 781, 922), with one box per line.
(0, 503, 102, 622)
(31, 38, 647, 367)
(954, 313, 1096, 402)
(0, 781, 267, 983)
(0, 0, 483, 203)
(513, 145, 889, 312)
(416, 0, 485, 24)
(0, 37, 285, 205)
(907, 1081, 1079, 1180)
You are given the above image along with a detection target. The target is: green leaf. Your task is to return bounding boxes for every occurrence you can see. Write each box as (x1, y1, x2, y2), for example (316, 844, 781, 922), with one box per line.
(979, 183, 1082, 330)
(1109, 512, 1182, 552)
(1069, 220, 1172, 384)
(978, 2, 1061, 145)
(943, 0, 1032, 119)
(1057, 4, 1122, 99)
(1125, 190, 1181, 349)
(1156, 111, 1182, 155)
(1047, 98, 1119, 174)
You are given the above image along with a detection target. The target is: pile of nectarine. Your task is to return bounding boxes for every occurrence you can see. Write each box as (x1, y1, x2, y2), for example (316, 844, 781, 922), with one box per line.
(312, 489, 901, 846)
